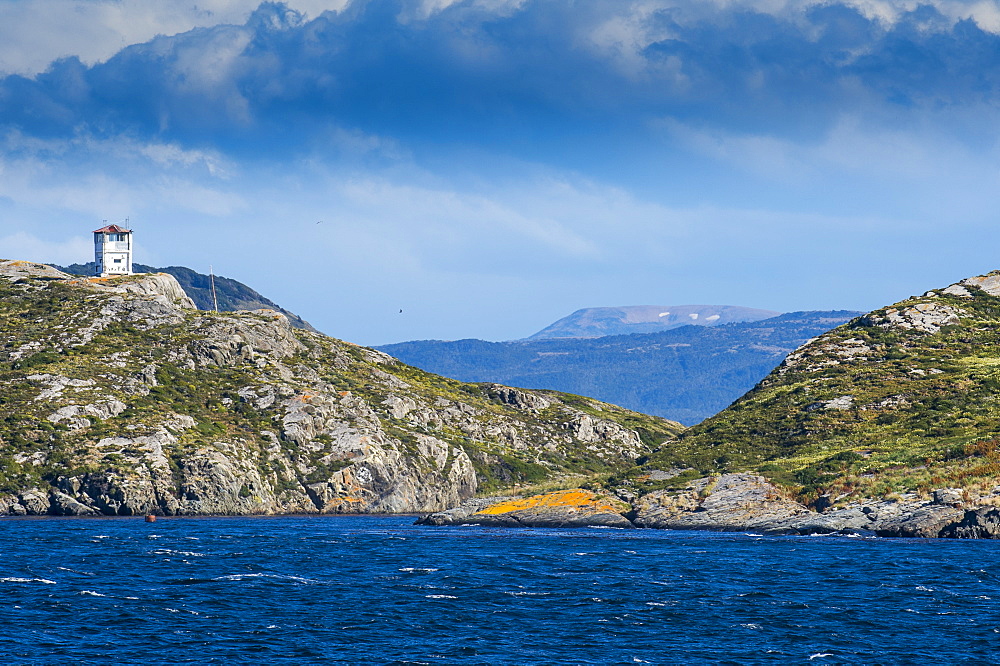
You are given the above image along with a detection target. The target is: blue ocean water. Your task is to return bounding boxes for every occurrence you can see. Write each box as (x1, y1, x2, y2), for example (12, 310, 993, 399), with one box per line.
(2, 517, 998, 664)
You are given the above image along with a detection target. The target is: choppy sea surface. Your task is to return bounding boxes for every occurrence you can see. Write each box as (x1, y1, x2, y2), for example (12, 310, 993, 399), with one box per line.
(2, 516, 999, 664)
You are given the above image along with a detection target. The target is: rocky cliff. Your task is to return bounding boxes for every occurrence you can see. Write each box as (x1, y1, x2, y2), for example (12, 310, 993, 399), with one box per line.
(0, 260, 682, 516)
(632, 271, 1000, 494)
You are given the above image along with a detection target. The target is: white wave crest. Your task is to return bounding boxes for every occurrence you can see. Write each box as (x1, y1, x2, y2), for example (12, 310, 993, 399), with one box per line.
(0, 577, 56, 584)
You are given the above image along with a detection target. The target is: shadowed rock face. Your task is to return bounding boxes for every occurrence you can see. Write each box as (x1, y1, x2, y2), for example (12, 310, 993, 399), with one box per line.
(0, 260, 682, 517)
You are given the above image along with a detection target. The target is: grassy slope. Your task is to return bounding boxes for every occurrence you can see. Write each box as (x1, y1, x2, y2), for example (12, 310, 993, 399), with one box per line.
(627, 273, 1000, 504)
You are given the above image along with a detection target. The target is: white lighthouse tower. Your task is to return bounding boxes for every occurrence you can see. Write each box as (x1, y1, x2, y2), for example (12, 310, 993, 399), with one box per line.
(93, 223, 134, 277)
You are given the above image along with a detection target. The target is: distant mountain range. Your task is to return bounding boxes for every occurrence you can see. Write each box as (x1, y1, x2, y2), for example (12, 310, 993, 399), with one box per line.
(56, 262, 317, 332)
(378, 311, 862, 425)
(527, 304, 780, 339)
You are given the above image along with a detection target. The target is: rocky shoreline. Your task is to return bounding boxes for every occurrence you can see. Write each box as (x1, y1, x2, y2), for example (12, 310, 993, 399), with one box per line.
(418, 474, 1000, 538)
(8, 472, 1000, 539)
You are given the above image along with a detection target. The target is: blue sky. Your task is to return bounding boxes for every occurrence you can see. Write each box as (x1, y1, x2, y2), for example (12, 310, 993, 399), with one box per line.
(2, 0, 1000, 344)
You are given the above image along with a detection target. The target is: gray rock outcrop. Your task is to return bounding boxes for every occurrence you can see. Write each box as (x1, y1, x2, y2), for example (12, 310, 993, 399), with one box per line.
(634, 474, 812, 532)
(630, 474, 1000, 538)
(0, 261, 681, 517)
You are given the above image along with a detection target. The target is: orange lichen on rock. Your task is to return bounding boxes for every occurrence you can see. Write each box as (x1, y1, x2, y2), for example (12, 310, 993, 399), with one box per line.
(476, 489, 624, 516)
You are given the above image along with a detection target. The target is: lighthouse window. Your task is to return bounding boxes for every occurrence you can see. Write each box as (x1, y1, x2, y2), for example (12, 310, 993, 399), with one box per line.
(113, 258, 123, 263)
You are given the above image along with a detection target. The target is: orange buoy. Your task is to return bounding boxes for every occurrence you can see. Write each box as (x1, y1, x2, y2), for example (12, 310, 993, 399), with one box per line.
(145, 515, 156, 523)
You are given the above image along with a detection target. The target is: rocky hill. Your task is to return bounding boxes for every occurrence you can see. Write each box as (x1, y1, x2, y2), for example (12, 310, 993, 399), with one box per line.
(0, 260, 682, 517)
(527, 304, 780, 339)
(419, 270, 1000, 538)
(609, 270, 1000, 536)
(57, 262, 318, 332)
(379, 311, 859, 425)
(636, 273, 1000, 487)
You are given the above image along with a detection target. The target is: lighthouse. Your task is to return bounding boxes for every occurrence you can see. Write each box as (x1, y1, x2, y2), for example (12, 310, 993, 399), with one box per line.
(93, 224, 133, 277)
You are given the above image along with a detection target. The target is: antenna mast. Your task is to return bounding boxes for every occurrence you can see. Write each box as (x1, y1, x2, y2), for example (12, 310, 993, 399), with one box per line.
(209, 265, 219, 313)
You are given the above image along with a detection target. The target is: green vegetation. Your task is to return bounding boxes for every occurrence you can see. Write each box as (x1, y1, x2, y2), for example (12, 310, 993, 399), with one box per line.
(629, 274, 1000, 504)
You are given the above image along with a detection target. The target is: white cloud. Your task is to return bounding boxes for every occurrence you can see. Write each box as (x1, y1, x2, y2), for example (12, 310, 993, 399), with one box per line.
(0, 231, 91, 265)
(841, 0, 1000, 31)
(658, 111, 1000, 222)
(0, 134, 244, 221)
(0, 0, 349, 76)
(0, 123, 998, 343)
(4, 0, 999, 80)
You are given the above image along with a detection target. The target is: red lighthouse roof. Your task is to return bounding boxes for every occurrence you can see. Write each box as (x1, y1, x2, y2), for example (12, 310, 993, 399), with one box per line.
(93, 224, 130, 234)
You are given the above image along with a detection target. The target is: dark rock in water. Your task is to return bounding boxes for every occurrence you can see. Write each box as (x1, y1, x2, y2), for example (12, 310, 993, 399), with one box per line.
(939, 508, 1000, 539)
(873, 504, 967, 538)
(415, 497, 514, 526)
(419, 489, 633, 528)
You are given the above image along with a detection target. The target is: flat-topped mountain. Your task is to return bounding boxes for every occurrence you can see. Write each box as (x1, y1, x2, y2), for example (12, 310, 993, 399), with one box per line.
(0, 260, 681, 517)
(527, 304, 780, 339)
